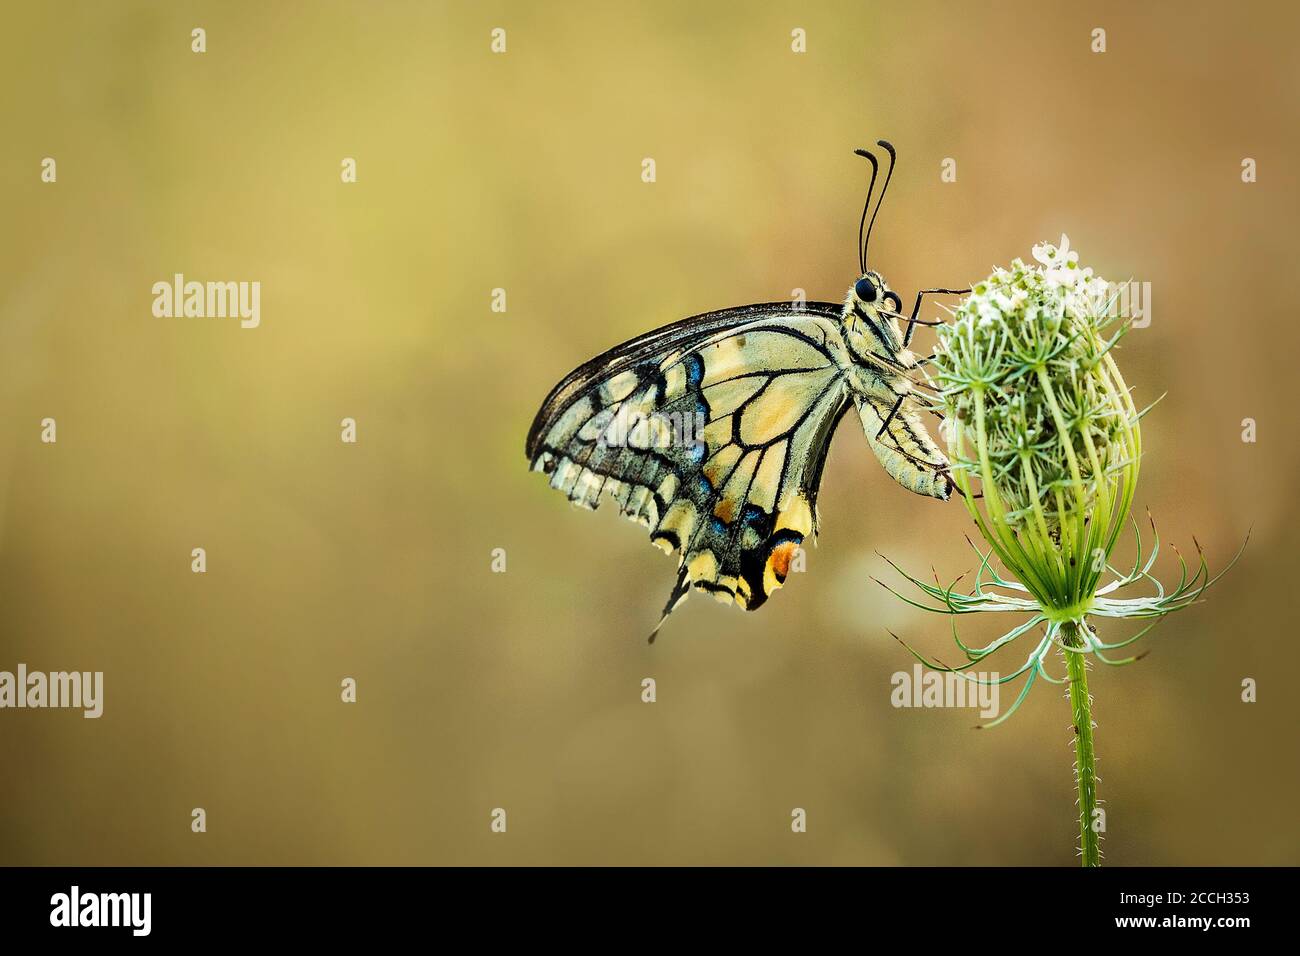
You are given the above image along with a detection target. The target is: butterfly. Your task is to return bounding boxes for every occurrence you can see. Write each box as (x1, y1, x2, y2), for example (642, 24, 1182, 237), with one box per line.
(526, 141, 968, 639)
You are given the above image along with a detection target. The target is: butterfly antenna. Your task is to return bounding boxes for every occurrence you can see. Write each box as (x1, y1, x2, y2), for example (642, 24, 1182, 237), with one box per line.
(854, 147, 879, 274)
(863, 139, 896, 268)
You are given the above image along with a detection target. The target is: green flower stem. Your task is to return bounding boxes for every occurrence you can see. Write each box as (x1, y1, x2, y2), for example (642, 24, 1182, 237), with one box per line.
(1063, 620, 1100, 867)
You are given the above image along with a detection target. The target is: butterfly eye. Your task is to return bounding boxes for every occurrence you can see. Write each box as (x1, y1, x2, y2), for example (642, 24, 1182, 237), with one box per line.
(854, 277, 877, 303)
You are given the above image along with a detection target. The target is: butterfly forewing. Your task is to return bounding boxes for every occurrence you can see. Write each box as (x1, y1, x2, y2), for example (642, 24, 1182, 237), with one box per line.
(528, 302, 854, 615)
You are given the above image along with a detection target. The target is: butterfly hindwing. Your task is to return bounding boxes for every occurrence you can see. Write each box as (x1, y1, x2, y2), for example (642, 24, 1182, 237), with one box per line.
(527, 302, 854, 622)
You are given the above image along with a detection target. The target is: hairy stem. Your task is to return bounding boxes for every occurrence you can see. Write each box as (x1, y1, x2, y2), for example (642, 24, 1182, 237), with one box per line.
(1062, 621, 1100, 866)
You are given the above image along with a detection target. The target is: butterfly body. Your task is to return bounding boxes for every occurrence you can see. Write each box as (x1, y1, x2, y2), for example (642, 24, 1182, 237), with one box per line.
(525, 142, 964, 634)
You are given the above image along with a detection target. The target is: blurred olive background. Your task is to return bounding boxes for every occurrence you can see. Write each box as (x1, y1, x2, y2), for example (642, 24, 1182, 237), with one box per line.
(1, 0, 1296, 866)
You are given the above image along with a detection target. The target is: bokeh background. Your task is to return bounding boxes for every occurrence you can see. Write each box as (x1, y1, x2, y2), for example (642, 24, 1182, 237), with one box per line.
(1, 0, 1296, 865)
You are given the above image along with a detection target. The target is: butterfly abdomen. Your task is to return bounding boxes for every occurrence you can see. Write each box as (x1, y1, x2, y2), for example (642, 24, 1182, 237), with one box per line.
(855, 395, 953, 500)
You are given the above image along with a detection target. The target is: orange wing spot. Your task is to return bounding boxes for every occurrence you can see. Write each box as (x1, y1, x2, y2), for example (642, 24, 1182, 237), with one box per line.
(769, 541, 799, 582)
(713, 497, 738, 524)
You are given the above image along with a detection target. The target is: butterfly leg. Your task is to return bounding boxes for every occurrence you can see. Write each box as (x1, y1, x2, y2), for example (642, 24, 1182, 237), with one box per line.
(903, 287, 971, 346)
(875, 393, 906, 439)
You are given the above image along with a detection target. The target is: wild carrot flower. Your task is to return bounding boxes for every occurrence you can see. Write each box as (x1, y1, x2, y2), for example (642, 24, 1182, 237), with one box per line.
(880, 236, 1242, 865)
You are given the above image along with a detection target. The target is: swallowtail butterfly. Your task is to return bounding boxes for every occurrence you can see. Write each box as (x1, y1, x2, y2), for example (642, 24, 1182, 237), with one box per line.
(526, 141, 967, 638)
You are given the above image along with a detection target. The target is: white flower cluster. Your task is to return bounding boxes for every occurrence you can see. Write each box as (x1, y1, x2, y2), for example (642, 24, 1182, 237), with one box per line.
(932, 237, 1133, 531)
(1031, 234, 1110, 301)
(956, 235, 1110, 342)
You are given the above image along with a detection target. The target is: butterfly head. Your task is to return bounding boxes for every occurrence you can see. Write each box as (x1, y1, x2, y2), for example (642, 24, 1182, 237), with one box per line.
(844, 271, 917, 371)
(853, 272, 903, 317)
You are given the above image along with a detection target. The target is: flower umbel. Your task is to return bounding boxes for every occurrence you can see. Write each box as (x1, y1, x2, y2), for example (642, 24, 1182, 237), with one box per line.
(935, 234, 1137, 612)
(879, 236, 1243, 866)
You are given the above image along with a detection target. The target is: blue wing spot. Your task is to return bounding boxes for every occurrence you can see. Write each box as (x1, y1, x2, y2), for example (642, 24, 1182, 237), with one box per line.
(686, 354, 705, 389)
(740, 504, 773, 533)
